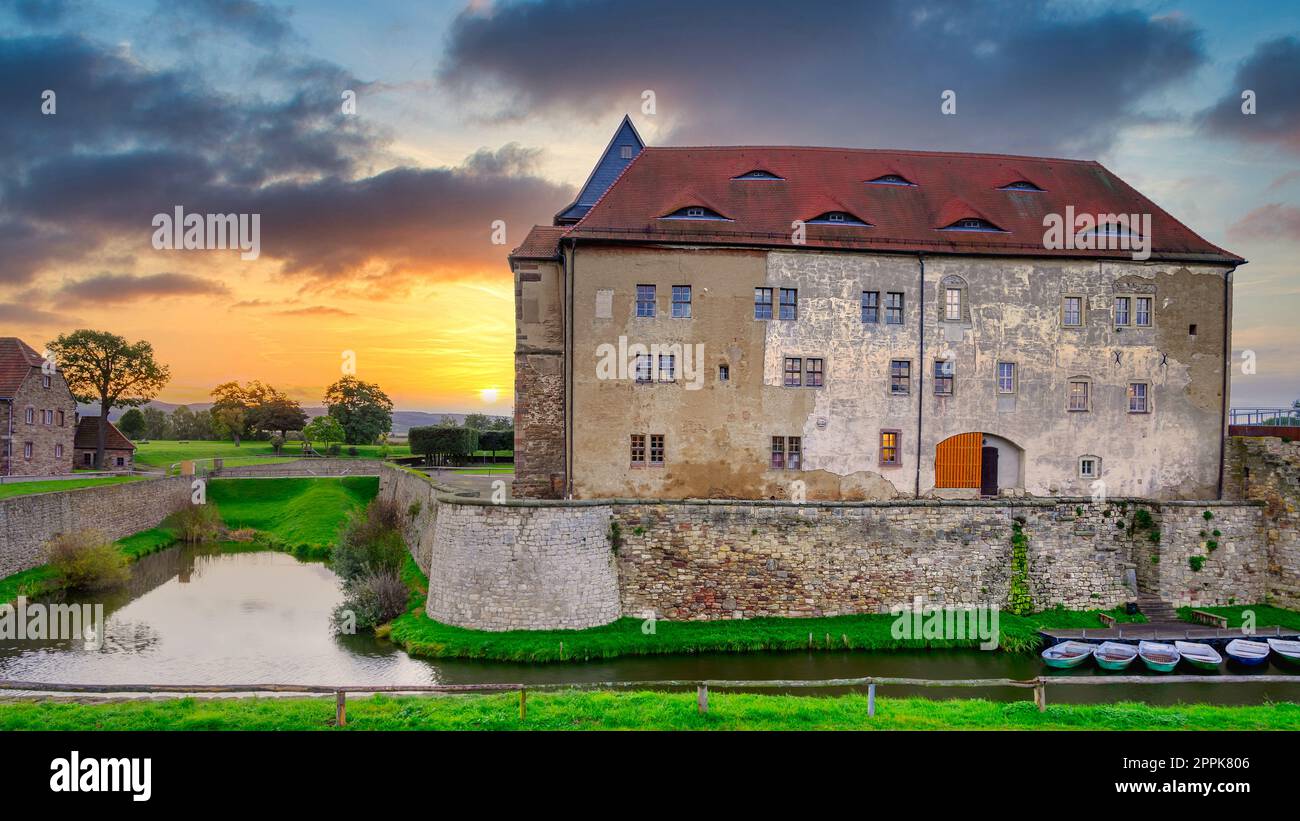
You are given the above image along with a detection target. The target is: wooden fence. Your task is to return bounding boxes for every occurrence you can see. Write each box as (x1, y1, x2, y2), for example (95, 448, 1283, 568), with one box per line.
(3, 675, 1298, 725)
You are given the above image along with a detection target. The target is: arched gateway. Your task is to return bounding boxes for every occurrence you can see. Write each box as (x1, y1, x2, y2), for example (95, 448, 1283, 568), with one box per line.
(934, 433, 1023, 496)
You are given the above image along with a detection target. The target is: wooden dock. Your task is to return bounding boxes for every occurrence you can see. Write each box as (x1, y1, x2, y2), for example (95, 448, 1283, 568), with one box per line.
(1041, 622, 1300, 644)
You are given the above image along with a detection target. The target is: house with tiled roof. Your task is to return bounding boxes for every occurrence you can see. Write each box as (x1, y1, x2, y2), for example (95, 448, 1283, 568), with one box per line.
(73, 416, 136, 471)
(510, 119, 1244, 502)
(0, 337, 78, 476)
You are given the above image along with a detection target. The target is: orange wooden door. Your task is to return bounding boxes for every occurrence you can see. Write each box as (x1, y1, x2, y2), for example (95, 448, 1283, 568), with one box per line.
(935, 432, 982, 488)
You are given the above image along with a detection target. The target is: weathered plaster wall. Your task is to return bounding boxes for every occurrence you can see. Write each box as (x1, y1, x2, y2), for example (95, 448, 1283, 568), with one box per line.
(556, 244, 1230, 501)
(0, 476, 191, 578)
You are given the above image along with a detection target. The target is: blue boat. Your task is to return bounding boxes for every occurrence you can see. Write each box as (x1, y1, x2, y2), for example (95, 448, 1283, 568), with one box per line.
(1224, 639, 1270, 666)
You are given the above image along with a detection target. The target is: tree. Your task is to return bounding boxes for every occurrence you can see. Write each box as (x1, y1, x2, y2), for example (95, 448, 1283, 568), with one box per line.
(409, 425, 479, 466)
(478, 429, 513, 454)
(47, 330, 170, 468)
(118, 408, 146, 440)
(170, 405, 211, 440)
(324, 377, 393, 445)
(212, 405, 246, 446)
(302, 415, 346, 449)
(141, 406, 172, 440)
(463, 413, 491, 431)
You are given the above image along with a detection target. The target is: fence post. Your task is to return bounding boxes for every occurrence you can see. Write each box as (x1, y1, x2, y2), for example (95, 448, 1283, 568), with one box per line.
(335, 690, 347, 727)
(697, 684, 708, 714)
(1033, 681, 1047, 712)
(867, 683, 876, 718)
(519, 688, 527, 720)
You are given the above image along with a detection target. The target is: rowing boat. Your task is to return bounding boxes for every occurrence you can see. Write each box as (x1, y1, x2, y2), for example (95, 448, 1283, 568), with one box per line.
(1041, 640, 1093, 669)
(1093, 641, 1138, 671)
(1173, 640, 1222, 671)
(1267, 638, 1300, 667)
(1224, 638, 1271, 666)
(1137, 640, 1180, 673)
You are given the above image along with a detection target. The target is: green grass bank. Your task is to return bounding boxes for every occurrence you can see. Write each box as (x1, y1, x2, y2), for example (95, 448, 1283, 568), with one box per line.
(0, 476, 145, 499)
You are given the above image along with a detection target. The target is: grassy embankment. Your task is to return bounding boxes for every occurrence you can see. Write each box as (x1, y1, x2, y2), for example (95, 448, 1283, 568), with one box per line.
(2, 692, 1298, 731)
(133, 440, 513, 470)
(0, 526, 178, 605)
(0, 476, 146, 499)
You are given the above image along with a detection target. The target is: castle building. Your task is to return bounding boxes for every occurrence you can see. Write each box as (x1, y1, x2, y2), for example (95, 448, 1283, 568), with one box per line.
(511, 117, 1244, 501)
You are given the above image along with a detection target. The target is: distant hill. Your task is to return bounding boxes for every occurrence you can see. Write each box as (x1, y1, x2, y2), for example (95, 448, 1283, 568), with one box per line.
(77, 402, 508, 435)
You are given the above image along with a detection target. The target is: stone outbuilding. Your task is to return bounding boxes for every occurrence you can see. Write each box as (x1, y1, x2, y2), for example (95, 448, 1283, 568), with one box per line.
(74, 416, 136, 471)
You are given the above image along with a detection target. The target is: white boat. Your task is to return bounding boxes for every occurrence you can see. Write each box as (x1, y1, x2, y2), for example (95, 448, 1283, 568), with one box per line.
(1174, 640, 1223, 670)
(1267, 638, 1300, 667)
(1137, 641, 1181, 673)
(1093, 641, 1138, 671)
(1224, 638, 1271, 666)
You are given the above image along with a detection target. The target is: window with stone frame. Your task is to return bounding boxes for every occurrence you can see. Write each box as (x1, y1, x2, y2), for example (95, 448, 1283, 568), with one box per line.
(1135, 296, 1152, 326)
(783, 357, 802, 387)
(630, 434, 646, 465)
(879, 429, 900, 465)
(1079, 455, 1101, 479)
(885, 291, 904, 324)
(649, 434, 665, 465)
(779, 288, 798, 320)
(754, 287, 773, 320)
(890, 359, 911, 395)
(23, 442, 32, 460)
(933, 359, 954, 395)
(804, 358, 824, 387)
(1068, 378, 1090, 411)
(1062, 295, 1084, 327)
(997, 361, 1017, 394)
(24, 407, 33, 424)
(862, 290, 879, 323)
(1128, 382, 1150, 413)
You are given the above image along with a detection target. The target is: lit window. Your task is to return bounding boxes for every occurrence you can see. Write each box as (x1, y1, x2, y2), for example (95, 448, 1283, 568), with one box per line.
(1135, 297, 1151, 326)
(934, 359, 954, 396)
(754, 288, 773, 320)
(779, 288, 797, 320)
(649, 434, 665, 465)
(672, 285, 692, 318)
(636, 284, 656, 317)
(1114, 297, 1130, 326)
(945, 287, 962, 321)
(783, 357, 802, 387)
(1063, 296, 1083, 327)
(861, 291, 879, 323)
(1068, 380, 1090, 411)
(1128, 383, 1149, 413)
(997, 362, 1017, 394)
(805, 358, 824, 387)
(885, 292, 904, 324)
(890, 360, 911, 395)
(880, 430, 900, 465)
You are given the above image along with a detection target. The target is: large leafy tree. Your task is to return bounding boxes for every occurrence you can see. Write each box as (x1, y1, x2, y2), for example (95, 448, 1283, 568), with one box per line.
(141, 406, 172, 440)
(209, 380, 307, 442)
(117, 408, 146, 440)
(47, 330, 170, 468)
(324, 377, 393, 445)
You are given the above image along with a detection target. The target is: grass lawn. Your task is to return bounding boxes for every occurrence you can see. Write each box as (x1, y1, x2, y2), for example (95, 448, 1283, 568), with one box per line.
(0, 476, 145, 499)
(1176, 604, 1300, 631)
(133, 440, 413, 468)
(1, 691, 1296, 731)
(207, 477, 378, 548)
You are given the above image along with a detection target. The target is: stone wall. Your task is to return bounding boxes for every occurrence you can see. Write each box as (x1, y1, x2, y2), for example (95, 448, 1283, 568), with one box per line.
(1226, 437, 1300, 609)
(0, 476, 191, 578)
(1128, 501, 1267, 608)
(214, 458, 383, 477)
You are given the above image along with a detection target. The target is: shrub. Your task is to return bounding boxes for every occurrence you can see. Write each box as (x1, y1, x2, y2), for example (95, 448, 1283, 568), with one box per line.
(1189, 555, 1206, 572)
(327, 443, 342, 456)
(1203, 510, 1214, 521)
(331, 497, 407, 583)
(1206, 539, 1219, 552)
(45, 530, 129, 591)
(173, 503, 224, 543)
(407, 500, 422, 518)
(347, 446, 359, 456)
(1132, 509, 1154, 531)
(409, 425, 480, 465)
(333, 567, 408, 631)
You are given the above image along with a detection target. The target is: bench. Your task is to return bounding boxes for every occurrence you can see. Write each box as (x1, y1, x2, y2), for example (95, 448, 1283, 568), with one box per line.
(1098, 613, 1117, 627)
(1190, 610, 1229, 629)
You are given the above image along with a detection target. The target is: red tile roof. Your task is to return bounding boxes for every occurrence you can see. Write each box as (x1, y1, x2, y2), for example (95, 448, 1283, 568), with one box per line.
(74, 416, 136, 452)
(0, 337, 46, 399)
(566, 147, 1244, 264)
(510, 225, 567, 260)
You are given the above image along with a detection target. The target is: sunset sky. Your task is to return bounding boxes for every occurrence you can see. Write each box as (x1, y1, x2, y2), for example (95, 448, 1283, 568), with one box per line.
(2, 0, 1298, 412)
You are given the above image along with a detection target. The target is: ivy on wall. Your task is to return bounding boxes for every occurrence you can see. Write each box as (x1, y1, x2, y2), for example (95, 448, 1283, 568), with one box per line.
(1008, 520, 1032, 616)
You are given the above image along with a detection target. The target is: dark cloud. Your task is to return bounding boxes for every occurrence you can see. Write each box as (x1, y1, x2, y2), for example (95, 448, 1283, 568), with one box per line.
(439, 0, 1205, 157)
(1228, 203, 1300, 241)
(1, 0, 78, 25)
(0, 302, 69, 324)
(58, 272, 230, 304)
(1199, 36, 1300, 155)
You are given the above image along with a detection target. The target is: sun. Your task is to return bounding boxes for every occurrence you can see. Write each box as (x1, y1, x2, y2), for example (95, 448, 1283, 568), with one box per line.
(479, 388, 500, 403)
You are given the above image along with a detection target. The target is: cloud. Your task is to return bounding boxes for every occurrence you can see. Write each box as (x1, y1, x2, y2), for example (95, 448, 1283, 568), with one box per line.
(275, 305, 355, 317)
(1227, 203, 1300, 241)
(1199, 36, 1300, 155)
(58, 272, 230, 305)
(439, 0, 1205, 156)
(0, 302, 69, 324)
(156, 0, 294, 47)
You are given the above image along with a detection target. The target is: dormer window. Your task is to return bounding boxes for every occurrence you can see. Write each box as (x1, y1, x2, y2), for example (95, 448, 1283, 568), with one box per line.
(619, 145, 634, 159)
(867, 174, 915, 186)
(732, 170, 784, 181)
(999, 181, 1044, 192)
(661, 206, 730, 221)
(808, 211, 870, 226)
(941, 218, 1005, 232)
(1094, 222, 1143, 239)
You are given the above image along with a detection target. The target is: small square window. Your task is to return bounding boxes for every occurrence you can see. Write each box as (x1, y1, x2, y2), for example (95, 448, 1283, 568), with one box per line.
(889, 360, 911, 395)
(619, 145, 633, 160)
(754, 288, 773, 320)
(686, 207, 705, 218)
(783, 357, 802, 387)
(879, 430, 900, 466)
(635, 284, 656, 317)
(1079, 457, 1098, 479)
(861, 291, 879, 323)
(718, 364, 730, 382)
(779, 288, 797, 320)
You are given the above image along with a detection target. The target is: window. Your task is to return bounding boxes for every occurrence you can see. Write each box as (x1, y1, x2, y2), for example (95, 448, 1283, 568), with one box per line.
(779, 288, 797, 320)
(1068, 379, 1090, 411)
(889, 360, 911, 395)
(770, 436, 785, 469)
(1062, 296, 1083, 327)
(933, 359, 954, 395)
(649, 434, 665, 466)
(1128, 382, 1149, 413)
(885, 292, 904, 324)
(809, 211, 869, 225)
(867, 175, 914, 186)
(55, 444, 63, 459)
(24, 407, 33, 424)
(23, 442, 32, 461)
(1135, 297, 1151, 326)
(634, 354, 653, 384)
(671, 285, 692, 318)
(1188, 324, 1198, 337)
(805, 358, 824, 387)
(630, 434, 646, 465)
(1114, 296, 1130, 326)
(635, 284, 656, 317)
(754, 287, 773, 320)
(999, 181, 1044, 191)
(718, 364, 730, 382)
(861, 291, 879, 323)
(57, 410, 64, 426)
(879, 430, 900, 465)
(942, 218, 1003, 232)
(84, 453, 93, 467)
(658, 354, 676, 382)
(783, 357, 802, 387)
(1079, 456, 1100, 479)
(619, 145, 633, 159)
(42, 374, 51, 388)
(116, 456, 125, 467)
(687, 207, 705, 217)
(733, 169, 784, 180)
(997, 362, 1017, 394)
(945, 287, 962, 321)
(787, 436, 802, 470)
